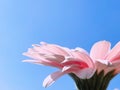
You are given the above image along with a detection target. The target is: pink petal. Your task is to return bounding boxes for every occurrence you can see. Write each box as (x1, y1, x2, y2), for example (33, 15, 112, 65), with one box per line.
(115, 66, 120, 74)
(94, 59, 109, 73)
(90, 40, 111, 60)
(40, 42, 70, 56)
(44, 54, 65, 63)
(22, 59, 63, 69)
(23, 52, 43, 60)
(43, 71, 65, 87)
(106, 41, 120, 61)
(112, 60, 120, 66)
(94, 59, 115, 74)
(62, 60, 88, 68)
(31, 42, 71, 56)
(71, 50, 94, 67)
(75, 47, 89, 55)
(95, 59, 112, 66)
(61, 61, 95, 79)
(74, 68, 95, 79)
(62, 62, 95, 79)
(32, 44, 53, 54)
(61, 64, 80, 73)
(110, 60, 120, 74)
(23, 51, 65, 63)
(61, 65, 85, 73)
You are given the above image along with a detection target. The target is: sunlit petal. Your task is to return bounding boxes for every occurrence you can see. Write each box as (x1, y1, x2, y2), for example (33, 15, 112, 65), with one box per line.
(90, 40, 111, 60)
(106, 41, 120, 61)
(43, 71, 65, 87)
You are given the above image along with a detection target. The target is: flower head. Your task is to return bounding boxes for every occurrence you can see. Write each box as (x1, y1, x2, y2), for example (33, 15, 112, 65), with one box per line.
(23, 42, 95, 87)
(23, 40, 120, 89)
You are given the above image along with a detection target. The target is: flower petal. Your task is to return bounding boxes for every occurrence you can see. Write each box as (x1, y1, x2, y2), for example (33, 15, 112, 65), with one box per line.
(23, 52, 43, 60)
(110, 60, 120, 74)
(23, 50, 65, 63)
(74, 68, 95, 79)
(74, 47, 89, 55)
(71, 50, 94, 67)
(61, 60, 95, 79)
(62, 60, 88, 68)
(44, 54, 65, 63)
(94, 59, 115, 74)
(90, 40, 111, 60)
(106, 41, 120, 61)
(23, 59, 63, 68)
(40, 42, 70, 56)
(43, 71, 65, 87)
(32, 44, 53, 54)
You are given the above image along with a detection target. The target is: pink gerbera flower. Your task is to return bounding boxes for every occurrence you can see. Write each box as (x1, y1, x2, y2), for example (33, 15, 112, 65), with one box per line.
(23, 40, 120, 90)
(23, 42, 95, 87)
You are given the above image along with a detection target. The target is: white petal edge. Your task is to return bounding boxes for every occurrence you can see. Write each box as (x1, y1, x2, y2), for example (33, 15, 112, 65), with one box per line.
(43, 71, 65, 88)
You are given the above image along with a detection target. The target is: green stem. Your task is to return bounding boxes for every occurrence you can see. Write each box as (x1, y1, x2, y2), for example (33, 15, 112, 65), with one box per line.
(69, 70, 116, 90)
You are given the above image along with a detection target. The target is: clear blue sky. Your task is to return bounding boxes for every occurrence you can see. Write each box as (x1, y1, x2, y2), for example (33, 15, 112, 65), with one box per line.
(0, 0, 120, 90)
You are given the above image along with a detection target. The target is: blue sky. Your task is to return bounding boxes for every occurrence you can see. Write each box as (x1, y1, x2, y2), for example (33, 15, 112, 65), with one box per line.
(0, 0, 120, 90)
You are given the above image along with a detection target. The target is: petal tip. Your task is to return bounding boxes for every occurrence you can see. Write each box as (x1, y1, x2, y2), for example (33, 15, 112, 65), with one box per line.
(40, 42, 47, 45)
(42, 78, 55, 88)
(22, 52, 26, 55)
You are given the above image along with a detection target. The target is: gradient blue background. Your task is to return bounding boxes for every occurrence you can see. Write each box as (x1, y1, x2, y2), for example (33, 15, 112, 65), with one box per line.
(0, 0, 120, 90)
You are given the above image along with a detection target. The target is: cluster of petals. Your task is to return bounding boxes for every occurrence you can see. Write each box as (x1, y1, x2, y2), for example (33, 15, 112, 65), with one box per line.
(23, 40, 120, 87)
(90, 40, 120, 75)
